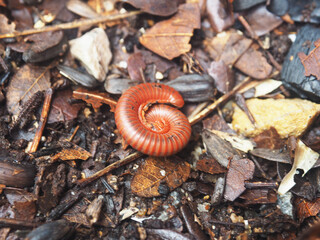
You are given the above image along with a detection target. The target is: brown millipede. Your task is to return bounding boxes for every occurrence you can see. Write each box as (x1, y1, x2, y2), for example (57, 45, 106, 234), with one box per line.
(115, 83, 191, 156)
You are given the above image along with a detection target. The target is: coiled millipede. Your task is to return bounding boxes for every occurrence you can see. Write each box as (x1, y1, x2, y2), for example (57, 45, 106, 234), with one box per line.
(115, 83, 191, 156)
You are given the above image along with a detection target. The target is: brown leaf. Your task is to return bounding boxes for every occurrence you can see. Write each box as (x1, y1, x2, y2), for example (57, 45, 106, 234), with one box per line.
(295, 197, 320, 223)
(253, 127, 285, 149)
(196, 158, 227, 175)
(121, 0, 179, 16)
(6, 65, 51, 117)
(72, 88, 117, 112)
(298, 38, 320, 80)
(0, 14, 15, 35)
(224, 158, 255, 201)
(5, 189, 37, 220)
(23, 31, 68, 63)
(208, 60, 235, 94)
(131, 156, 190, 197)
(240, 189, 277, 205)
(127, 52, 146, 81)
(205, 29, 252, 65)
(202, 114, 235, 134)
(244, 5, 282, 37)
(234, 45, 273, 79)
(51, 142, 91, 162)
(140, 3, 200, 60)
(206, 0, 234, 32)
(48, 89, 84, 124)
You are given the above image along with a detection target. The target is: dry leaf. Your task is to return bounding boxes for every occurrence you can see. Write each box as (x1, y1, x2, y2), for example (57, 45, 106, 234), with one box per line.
(0, 14, 15, 35)
(121, 0, 179, 16)
(201, 129, 241, 168)
(140, 3, 200, 60)
(72, 88, 117, 112)
(131, 156, 190, 197)
(278, 139, 319, 195)
(234, 45, 273, 79)
(205, 30, 252, 65)
(48, 89, 84, 124)
(208, 129, 254, 153)
(127, 52, 146, 81)
(253, 127, 285, 149)
(298, 38, 320, 80)
(224, 158, 255, 201)
(6, 65, 51, 118)
(232, 98, 320, 138)
(51, 142, 91, 162)
(196, 158, 227, 175)
(295, 197, 320, 223)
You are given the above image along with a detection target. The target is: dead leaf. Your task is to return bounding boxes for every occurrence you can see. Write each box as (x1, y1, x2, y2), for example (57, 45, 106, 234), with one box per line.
(51, 142, 91, 162)
(6, 65, 51, 118)
(131, 156, 190, 197)
(278, 139, 319, 195)
(205, 29, 252, 65)
(295, 197, 320, 223)
(140, 3, 200, 60)
(253, 127, 285, 149)
(224, 158, 255, 201)
(208, 60, 235, 94)
(206, 0, 234, 32)
(127, 52, 146, 81)
(196, 158, 227, 175)
(0, 14, 15, 35)
(23, 31, 68, 63)
(244, 5, 283, 37)
(202, 114, 235, 134)
(121, 0, 179, 16)
(201, 129, 241, 168)
(72, 88, 117, 112)
(234, 45, 273, 79)
(0, 0, 6, 7)
(298, 38, 320, 80)
(48, 89, 84, 124)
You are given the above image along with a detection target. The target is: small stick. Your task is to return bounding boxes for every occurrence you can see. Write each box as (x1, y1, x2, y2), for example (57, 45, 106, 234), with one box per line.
(77, 151, 143, 186)
(188, 77, 252, 125)
(245, 181, 278, 189)
(66, 125, 80, 142)
(0, 218, 41, 229)
(28, 88, 53, 153)
(0, 11, 141, 39)
(250, 155, 271, 180)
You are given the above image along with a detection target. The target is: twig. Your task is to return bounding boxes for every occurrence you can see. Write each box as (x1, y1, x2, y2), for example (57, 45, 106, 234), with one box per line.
(0, 218, 40, 229)
(188, 77, 252, 125)
(77, 151, 143, 187)
(0, 11, 141, 39)
(28, 88, 53, 153)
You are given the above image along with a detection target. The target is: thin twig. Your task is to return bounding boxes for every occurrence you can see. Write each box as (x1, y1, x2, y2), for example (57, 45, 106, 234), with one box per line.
(0, 11, 141, 39)
(28, 88, 53, 153)
(77, 151, 143, 187)
(188, 77, 252, 125)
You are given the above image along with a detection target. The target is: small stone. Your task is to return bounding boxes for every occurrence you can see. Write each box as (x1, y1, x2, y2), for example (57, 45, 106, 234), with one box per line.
(69, 28, 112, 82)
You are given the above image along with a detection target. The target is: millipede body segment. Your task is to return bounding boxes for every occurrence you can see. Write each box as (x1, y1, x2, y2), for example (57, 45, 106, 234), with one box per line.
(115, 83, 191, 156)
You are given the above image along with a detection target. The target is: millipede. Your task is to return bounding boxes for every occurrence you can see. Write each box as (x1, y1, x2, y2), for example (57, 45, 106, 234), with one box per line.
(115, 83, 191, 156)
